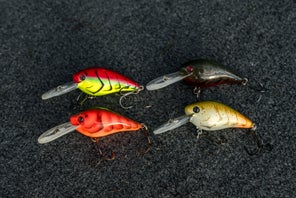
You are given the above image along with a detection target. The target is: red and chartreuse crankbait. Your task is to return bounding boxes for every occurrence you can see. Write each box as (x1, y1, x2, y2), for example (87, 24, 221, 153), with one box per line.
(153, 101, 271, 155)
(146, 59, 265, 97)
(38, 108, 151, 159)
(42, 67, 144, 109)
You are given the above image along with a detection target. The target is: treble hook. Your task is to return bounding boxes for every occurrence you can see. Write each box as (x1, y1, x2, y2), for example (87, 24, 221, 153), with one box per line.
(193, 87, 201, 100)
(91, 124, 151, 159)
(71, 93, 94, 110)
(91, 137, 115, 161)
(244, 125, 272, 156)
(119, 86, 144, 109)
(242, 78, 267, 93)
(137, 124, 152, 155)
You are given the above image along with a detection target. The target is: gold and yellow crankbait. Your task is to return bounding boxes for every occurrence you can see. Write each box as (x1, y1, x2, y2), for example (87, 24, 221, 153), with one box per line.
(184, 101, 254, 131)
(154, 101, 270, 155)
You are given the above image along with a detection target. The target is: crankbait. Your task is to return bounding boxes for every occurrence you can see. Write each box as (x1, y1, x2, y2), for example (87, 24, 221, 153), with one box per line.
(153, 101, 270, 155)
(146, 59, 265, 97)
(42, 67, 144, 109)
(38, 108, 151, 159)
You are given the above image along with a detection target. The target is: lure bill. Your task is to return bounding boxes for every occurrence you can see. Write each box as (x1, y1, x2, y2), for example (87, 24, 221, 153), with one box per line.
(154, 101, 268, 155)
(42, 67, 142, 100)
(146, 59, 250, 91)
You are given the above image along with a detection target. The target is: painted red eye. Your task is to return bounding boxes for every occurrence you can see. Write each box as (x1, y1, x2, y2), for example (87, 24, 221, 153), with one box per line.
(186, 65, 193, 72)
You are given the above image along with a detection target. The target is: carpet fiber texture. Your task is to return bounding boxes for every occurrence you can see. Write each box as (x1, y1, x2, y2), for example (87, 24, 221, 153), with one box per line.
(1, 0, 295, 197)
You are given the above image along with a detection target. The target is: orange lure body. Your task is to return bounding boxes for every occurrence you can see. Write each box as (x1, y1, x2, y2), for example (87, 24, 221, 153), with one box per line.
(70, 108, 142, 138)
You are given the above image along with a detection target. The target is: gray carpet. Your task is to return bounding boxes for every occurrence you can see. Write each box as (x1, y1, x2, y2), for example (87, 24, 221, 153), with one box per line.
(1, 0, 295, 197)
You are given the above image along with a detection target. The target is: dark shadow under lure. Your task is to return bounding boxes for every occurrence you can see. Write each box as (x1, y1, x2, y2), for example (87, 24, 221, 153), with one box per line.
(146, 59, 265, 97)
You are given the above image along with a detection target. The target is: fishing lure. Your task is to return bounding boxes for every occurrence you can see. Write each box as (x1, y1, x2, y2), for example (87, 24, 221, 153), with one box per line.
(42, 67, 144, 109)
(153, 101, 270, 155)
(146, 59, 265, 98)
(38, 108, 151, 159)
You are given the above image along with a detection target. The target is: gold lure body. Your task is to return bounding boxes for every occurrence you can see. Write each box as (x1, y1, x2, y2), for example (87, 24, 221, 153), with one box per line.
(185, 101, 254, 131)
(153, 101, 268, 155)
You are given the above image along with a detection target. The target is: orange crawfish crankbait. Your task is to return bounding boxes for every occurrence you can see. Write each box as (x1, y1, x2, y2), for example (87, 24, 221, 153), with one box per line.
(146, 59, 265, 98)
(153, 101, 270, 155)
(38, 108, 151, 159)
(42, 67, 144, 109)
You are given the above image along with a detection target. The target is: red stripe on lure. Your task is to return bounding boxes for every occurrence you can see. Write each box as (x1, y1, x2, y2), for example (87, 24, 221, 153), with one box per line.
(41, 67, 143, 108)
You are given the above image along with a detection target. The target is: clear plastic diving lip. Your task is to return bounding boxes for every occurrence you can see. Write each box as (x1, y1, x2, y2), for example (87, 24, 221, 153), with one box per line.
(153, 115, 190, 135)
(38, 122, 77, 144)
(146, 72, 193, 91)
(41, 82, 78, 100)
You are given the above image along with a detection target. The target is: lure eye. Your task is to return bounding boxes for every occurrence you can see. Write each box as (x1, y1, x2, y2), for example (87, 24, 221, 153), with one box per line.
(80, 75, 86, 81)
(186, 65, 194, 73)
(78, 116, 84, 123)
(193, 106, 200, 113)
